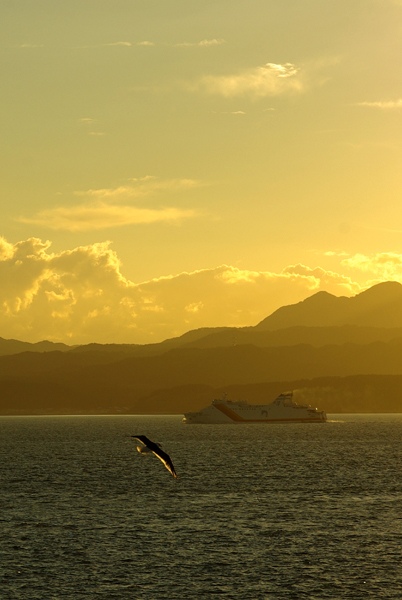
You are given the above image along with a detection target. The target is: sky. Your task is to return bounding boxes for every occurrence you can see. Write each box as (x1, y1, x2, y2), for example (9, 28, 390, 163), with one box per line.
(2, 0, 402, 345)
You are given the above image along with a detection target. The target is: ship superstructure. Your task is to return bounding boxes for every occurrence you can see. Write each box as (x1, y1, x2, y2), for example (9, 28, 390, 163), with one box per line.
(183, 392, 327, 424)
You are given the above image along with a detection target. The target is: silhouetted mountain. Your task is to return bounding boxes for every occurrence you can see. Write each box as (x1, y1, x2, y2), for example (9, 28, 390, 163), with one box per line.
(134, 375, 402, 415)
(68, 323, 402, 356)
(0, 337, 72, 356)
(2, 282, 402, 360)
(0, 349, 134, 378)
(68, 329, 232, 356)
(68, 282, 402, 354)
(171, 325, 402, 349)
(256, 281, 402, 330)
(3, 280, 402, 415)
(2, 340, 402, 414)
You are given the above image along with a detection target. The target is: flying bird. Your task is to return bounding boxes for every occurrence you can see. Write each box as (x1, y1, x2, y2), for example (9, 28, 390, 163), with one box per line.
(131, 435, 178, 479)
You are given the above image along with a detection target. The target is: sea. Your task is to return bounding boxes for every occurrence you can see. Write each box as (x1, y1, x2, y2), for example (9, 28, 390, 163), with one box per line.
(1, 414, 402, 600)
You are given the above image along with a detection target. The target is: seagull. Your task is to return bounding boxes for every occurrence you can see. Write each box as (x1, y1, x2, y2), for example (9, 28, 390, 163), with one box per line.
(131, 435, 178, 479)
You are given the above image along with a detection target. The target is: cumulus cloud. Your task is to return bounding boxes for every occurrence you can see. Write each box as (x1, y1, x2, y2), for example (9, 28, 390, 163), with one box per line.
(357, 99, 402, 109)
(193, 62, 303, 97)
(0, 238, 363, 345)
(342, 252, 402, 280)
(0, 238, 14, 261)
(17, 178, 199, 232)
(282, 264, 360, 294)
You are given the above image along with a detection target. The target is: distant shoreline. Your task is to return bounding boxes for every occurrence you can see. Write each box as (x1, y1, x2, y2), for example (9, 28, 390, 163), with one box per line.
(2, 412, 402, 417)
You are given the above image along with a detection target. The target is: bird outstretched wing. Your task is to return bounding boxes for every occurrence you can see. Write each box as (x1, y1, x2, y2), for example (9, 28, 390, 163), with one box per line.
(131, 435, 178, 479)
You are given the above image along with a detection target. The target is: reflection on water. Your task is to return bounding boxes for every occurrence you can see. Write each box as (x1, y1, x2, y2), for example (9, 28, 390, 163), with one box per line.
(1, 414, 402, 599)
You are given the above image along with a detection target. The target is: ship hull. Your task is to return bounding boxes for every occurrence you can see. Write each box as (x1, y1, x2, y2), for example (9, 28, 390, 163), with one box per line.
(183, 393, 327, 424)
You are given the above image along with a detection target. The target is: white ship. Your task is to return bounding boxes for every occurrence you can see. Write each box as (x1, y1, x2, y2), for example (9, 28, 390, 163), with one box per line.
(183, 392, 327, 424)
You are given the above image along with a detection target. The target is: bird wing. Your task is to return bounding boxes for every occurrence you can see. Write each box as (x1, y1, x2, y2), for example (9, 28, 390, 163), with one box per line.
(151, 447, 178, 479)
(132, 435, 178, 478)
(132, 435, 151, 446)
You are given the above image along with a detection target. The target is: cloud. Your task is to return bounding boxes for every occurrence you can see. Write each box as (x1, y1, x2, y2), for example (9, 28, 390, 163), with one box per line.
(78, 118, 104, 135)
(213, 110, 246, 115)
(128, 175, 157, 182)
(80, 41, 155, 49)
(0, 237, 15, 261)
(342, 253, 402, 280)
(323, 251, 349, 257)
(18, 204, 195, 232)
(175, 39, 226, 47)
(282, 264, 360, 293)
(19, 44, 44, 48)
(0, 239, 364, 344)
(192, 62, 303, 97)
(75, 178, 200, 200)
(17, 178, 200, 232)
(105, 42, 131, 47)
(357, 99, 402, 109)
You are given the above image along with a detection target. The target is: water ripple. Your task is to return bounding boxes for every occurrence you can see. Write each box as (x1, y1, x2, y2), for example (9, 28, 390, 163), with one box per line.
(1, 414, 402, 598)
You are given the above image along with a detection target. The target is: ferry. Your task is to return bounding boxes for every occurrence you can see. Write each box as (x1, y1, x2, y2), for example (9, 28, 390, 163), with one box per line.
(183, 392, 327, 424)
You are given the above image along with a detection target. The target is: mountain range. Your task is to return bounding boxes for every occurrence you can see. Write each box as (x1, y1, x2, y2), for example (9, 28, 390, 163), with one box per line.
(2, 281, 402, 414)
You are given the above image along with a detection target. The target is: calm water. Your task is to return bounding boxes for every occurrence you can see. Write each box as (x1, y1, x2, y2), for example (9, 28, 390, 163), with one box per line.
(1, 414, 402, 599)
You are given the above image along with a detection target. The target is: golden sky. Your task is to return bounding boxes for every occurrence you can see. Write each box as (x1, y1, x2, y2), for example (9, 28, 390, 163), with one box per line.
(2, 1, 402, 344)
